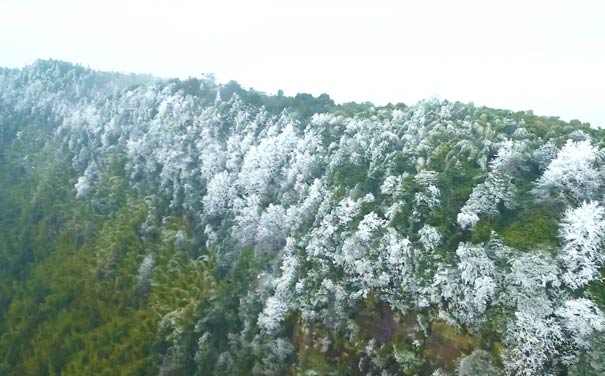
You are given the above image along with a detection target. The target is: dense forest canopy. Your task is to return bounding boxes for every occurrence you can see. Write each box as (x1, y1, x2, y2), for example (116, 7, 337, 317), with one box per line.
(0, 59, 604, 375)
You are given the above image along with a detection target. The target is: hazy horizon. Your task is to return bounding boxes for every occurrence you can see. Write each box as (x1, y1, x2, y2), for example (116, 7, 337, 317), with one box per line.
(2, 0, 604, 126)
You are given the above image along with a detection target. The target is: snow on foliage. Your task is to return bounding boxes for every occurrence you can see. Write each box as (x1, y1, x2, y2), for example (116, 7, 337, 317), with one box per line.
(418, 224, 441, 251)
(457, 140, 524, 229)
(339, 212, 389, 297)
(255, 204, 289, 251)
(456, 210, 480, 230)
(503, 312, 563, 376)
(74, 161, 98, 199)
(137, 254, 155, 283)
(555, 298, 605, 350)
(559, 201, 605, 289)
(433, 242, 497, 326)
(534, 139, 602, 202)
(380, 175, 402, 196)
(504, 252, 560, 318)
(74, 175, 92, 199)
(202, 171, 234, 216)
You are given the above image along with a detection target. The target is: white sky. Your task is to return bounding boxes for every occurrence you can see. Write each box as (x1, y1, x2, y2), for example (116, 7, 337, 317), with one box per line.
(1, 0, 604, 126)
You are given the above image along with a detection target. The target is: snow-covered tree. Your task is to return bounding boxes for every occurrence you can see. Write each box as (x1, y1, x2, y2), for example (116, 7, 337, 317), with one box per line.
(457, 140, 524, 229)
(555, 298, 605, 350)
(504, 252, 560, 318)
(418, 224, 441, 251)
(255, 204, 288, 251)
(532, 141, 558, 171)
(202, 171, 235, 216)
(338, 212, 388, 298)
(533, 139, 602, 202)
(568, 335, 605, 375)
(137, 254, 155, 283)
(502, 312, 563, 376)
(380, 174, 403, 196)
(559, 201, 605, 289)
(74, 161, 99, 199)
(433, 242, 497, 326)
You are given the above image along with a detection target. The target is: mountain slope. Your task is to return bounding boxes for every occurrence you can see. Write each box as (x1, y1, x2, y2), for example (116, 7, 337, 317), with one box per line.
(0, 60, 604, 375)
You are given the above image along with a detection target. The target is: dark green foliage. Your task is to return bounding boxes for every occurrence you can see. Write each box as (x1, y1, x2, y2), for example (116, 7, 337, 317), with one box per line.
(500, 208, 559, 250)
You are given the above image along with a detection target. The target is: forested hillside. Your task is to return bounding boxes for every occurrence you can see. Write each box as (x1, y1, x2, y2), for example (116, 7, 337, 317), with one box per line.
(1, 60, 604, 375)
